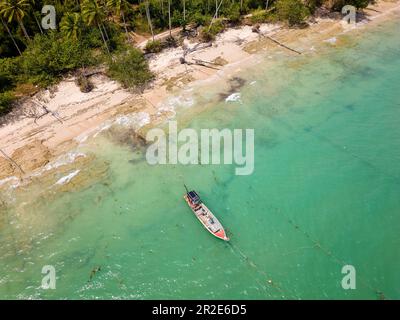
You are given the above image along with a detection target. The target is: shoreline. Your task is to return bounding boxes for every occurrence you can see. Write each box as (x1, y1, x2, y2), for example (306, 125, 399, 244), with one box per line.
(0, 0, 399, 187)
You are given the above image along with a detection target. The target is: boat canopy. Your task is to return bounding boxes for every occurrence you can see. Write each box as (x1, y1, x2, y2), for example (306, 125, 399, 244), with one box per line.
(187, 191, 201, 204)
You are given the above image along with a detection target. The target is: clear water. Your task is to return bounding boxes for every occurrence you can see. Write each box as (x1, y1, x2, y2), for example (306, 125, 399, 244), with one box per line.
(0, 18, 399, 299)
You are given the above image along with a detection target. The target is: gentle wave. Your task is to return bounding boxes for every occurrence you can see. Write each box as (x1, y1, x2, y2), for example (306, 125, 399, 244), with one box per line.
(55, 170, 80, 185)
(225, 92, 242, 103)
(0, 176, 20, 189)
(44, 152, 86, 172)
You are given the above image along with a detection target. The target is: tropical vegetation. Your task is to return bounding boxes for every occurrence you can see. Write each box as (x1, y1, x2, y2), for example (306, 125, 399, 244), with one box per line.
(0, 0, 372, 116)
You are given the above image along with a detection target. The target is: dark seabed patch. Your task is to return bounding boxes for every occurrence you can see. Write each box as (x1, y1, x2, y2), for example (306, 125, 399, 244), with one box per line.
(218, 77, 247, 101)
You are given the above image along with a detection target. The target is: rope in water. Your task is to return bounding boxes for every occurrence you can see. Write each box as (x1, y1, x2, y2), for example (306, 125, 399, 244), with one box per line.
(265, 203, 389, 300)
(226, 240, 293, 299)
(273, 116, 400, 185)
(261, 113, 395, 299)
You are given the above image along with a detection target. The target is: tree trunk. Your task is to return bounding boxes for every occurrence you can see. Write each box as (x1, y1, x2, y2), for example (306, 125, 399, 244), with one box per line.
(1, 17, 22, 55)
(33, 12, 43, 34)
(168, 0, 171, 37)
(209, 0, 224, 31)
(97, 22, 110, 54)
(183, 0, 186, 21)
(121, 10, 129, 41)
(101, 23, 110, 42)
(18, 19, 31, 41)
(145, 0, 155, 41)
(266, 0, 269, 10)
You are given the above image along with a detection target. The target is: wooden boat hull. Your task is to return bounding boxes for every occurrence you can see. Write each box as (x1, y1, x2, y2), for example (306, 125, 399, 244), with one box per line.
(184, 194, 229, 241)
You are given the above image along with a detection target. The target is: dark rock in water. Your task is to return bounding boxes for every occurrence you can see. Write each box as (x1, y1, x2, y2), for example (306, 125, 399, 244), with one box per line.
(105, 126, 148, 150)
(132, 132, 148, 147)
(89, 265, 101, 281)
(229, 77, 246, 92)
(218, 77, 247, 101)
(128, 157, 144, 165)
(344, 104, 355, 111)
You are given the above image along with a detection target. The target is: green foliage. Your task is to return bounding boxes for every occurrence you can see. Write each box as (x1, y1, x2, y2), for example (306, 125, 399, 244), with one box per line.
(276, 0, 310, 26)
(0, 57, 19, 90)
(81, 0, 105, 26)
(0, 91, 15, 116)
(0, 0, 373, 118)
(225, 3, 242, 24)
(60, 12, 83, 40)
(21, 33, 92, 86)
(250, 9, 271, 24)
(81, 27, 104, 48)
(164, 35, 178, 48)
(144, 40, 163, 53)
(304, 0, 323, 13)
(107, 47, 154, 90)
(190, 12, 212, 27)
(200, 19, 225, 42)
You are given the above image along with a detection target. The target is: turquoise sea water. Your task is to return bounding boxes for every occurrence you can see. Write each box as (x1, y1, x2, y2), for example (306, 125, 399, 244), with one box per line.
(0, 18, 399, 299)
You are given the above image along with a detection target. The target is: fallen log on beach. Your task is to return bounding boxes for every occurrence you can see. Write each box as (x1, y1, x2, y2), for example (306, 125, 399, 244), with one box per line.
(179, 56, 220, 70)
(264, 35, 302, 55)
(252, 24, 302, 55)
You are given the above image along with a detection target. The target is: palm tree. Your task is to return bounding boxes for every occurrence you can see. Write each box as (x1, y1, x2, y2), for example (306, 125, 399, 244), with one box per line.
(144, 0, 154, 41)
(32, 11, 43, 34)
(0, 0, 32, 41)
(106, 0, 130, 40)
(0, 16, 22, 55)
(209, 0, 223, 31)
(29, 0, 43, 34)
(81, 0, 110, 54)
(60, 12, 82, 40)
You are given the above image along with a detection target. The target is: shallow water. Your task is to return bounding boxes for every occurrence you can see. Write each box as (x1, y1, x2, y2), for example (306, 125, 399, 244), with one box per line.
(0, 18, 399, 299)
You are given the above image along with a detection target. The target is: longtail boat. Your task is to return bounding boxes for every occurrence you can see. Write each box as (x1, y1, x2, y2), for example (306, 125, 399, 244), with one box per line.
(184, 187, 229, 241)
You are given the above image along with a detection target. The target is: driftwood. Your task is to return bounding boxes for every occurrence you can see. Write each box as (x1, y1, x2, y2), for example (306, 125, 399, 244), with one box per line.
(81, 70, 105, 78)
(0, 149, 25, 174)
(183, 42, 212, 57)
(180, 42, 218, 70)
(190, 61, 220, 70)
(264, 35, 302, 54)
(193, 58, 223, 66)
(31, 99, 63, 124)
(180, 56, 220, 70)
(363, 7, 381, 13)
(252, 24, 302, 55)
